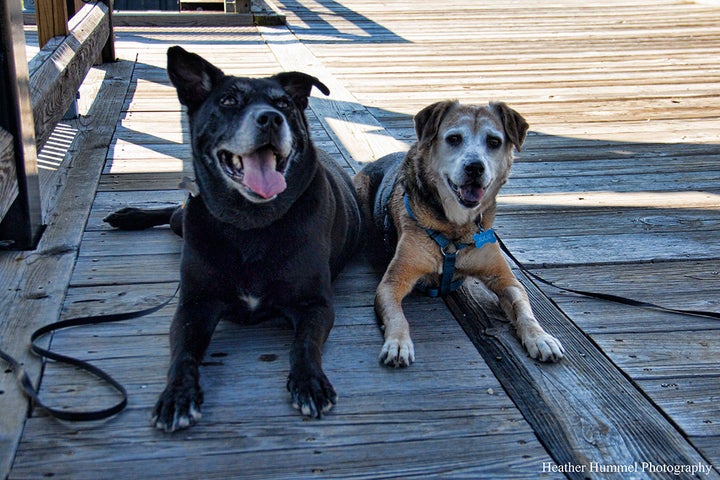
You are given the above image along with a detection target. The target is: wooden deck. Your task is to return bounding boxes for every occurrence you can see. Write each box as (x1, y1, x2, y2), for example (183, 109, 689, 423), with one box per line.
(2, 0, 719, 477)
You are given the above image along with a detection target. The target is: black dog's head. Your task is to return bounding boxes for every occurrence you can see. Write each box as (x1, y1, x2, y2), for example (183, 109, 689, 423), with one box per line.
(166, 46, 330, 225)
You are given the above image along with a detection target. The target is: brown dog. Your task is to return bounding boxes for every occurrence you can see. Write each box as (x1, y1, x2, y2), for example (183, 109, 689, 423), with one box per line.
(354, 100, 564, 367)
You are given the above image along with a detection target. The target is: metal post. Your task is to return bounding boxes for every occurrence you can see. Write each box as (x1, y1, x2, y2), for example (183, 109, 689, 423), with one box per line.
(0, 0, 45, 249)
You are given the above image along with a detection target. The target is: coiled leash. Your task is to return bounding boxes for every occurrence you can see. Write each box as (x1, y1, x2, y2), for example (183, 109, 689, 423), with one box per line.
(0, 283, 179, 421)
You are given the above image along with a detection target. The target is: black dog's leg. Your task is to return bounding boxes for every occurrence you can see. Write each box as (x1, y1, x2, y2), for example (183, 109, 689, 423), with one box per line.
(104, 205, 181, 231)
(286, 300, 337, 418)
(152, 296, 221, 432)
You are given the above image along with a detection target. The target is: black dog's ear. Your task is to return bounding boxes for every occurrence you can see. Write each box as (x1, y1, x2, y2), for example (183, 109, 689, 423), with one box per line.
(167, 46, 225, 111)
(491, 102, 529, 152)
(273, 72, 330, 110)
(414, 100, 458, 146)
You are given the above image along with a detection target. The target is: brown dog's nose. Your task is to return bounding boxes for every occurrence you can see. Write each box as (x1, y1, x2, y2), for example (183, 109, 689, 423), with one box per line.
(256, 110, 284, 129)
(464, 161, 485, 178)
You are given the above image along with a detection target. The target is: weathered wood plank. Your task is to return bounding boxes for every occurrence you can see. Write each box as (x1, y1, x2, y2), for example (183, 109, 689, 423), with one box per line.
(528, 261, 720, 328)
(13, 260, 557, 479)
(0, 59, 133, 480)
(112, 12, 258, 28)
(70, 253, 180, 286)
(30, 1, 110, 151)
(637, 377, 720, 436)
(0, 127, 18, 222)
(495, 229, 720, 267)
(445, 277, 717, 477)
(592, 331, 720, 379)
(12, 431, 550, 479)
(694, 437, 720, 471)
(27, 35, 63, 76)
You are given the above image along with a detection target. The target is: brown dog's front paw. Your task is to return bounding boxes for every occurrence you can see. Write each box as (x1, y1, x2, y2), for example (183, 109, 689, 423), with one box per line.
(151, 384, 204, 433)
(287, 370, 337, 418)
(523, 332, 565, 363)
(379, 336, 415, 368)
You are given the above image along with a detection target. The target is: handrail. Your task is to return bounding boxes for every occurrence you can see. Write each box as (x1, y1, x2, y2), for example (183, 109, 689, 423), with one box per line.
(0, 0, 115, 249)
(30, 1, 112, 152)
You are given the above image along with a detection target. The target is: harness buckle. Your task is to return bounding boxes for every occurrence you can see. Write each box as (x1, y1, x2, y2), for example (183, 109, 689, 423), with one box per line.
(441, 242, 459, 257)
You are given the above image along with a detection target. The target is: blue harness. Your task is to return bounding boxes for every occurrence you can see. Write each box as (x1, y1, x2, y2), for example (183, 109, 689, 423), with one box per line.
(403, 194, 497, 297)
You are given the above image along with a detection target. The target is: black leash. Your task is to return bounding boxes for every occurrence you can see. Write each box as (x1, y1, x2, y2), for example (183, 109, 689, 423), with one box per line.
(2, 233, 716, 423)
(0, 283, 179, 421)
(496, 236, 720, 321)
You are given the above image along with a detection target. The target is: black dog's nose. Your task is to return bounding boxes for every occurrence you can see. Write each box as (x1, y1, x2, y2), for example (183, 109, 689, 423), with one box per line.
(256, 110, 284, 129)
(464, 162, 485, 178)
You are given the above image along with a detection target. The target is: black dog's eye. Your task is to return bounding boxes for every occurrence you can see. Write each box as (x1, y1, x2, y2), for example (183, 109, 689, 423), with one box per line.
(274, 97, 292, 110)
(446, 134, 463, 147)
(220, 94, 237, 107)
(487, 136, 502, 149)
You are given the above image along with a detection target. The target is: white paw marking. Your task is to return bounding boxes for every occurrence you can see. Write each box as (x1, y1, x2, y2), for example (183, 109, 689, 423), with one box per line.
(239, 292, 261, 311)
(380, 336, 415, 367)
(523, 332, 564, 362)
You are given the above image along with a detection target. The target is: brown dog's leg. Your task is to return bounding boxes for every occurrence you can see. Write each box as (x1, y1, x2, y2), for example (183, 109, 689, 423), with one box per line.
(467, 244, 564, 362)
(375, 236, 435, 367)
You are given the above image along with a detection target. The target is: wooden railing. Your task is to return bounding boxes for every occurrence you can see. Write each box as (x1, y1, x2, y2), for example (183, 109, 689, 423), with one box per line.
(0, 0, 114, 250)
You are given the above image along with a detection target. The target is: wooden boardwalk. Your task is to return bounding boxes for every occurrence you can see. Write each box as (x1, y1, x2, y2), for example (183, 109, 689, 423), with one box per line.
(2, 0, 719, 478)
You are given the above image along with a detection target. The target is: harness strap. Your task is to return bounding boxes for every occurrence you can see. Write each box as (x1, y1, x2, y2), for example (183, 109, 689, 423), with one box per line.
(0, 283, 180, 421)
(404, 194, 476, 297)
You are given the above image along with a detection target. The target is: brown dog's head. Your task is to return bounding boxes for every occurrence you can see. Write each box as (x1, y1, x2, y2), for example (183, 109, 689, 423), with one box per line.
(412, 100, 528, 223)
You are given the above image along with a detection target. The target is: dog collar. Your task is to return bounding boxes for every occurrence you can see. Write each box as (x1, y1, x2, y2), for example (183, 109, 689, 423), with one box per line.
(404, 194, 496, 297)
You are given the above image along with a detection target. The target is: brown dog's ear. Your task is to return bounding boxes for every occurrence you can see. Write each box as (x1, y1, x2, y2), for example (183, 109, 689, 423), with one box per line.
(167, 46, 225, 112)
(491, 102, 529, 152)
(273, 72, 330, 110)
(414, 100, 458, 146)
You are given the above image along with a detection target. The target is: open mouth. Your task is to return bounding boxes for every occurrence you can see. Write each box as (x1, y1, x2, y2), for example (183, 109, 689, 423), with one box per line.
(218, 146, 289, 200)
(447, 177, 484, 208)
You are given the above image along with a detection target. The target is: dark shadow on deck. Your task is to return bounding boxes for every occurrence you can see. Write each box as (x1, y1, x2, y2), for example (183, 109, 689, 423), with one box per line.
(274, 0, 409, 44)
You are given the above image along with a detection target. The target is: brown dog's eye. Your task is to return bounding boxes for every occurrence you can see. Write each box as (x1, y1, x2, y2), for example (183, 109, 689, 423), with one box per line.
(446, 134, 463, 147)
(487, 136, 502, 149)
(220, 94, 237, 107)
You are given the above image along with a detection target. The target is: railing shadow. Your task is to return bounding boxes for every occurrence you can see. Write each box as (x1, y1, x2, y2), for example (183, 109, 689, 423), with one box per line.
(273, 0, 409, 44)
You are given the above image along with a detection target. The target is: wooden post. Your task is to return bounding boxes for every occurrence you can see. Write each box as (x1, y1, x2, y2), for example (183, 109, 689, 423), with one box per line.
(225, 0, 250, 14)
(36, 0, 69, 48)
(66, 0, 84, 17)
(100, 0, 116, 62)
(0, 0, 44, 249)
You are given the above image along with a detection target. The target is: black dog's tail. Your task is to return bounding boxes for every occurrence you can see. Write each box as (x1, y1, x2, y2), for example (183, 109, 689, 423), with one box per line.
(104, 205, 184, 236)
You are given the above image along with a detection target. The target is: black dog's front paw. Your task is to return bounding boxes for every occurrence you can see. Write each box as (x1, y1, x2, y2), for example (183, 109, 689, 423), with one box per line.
(287, 369, 337, 418)
(104, 207, 154, 230)
(152, 383, 204, 433)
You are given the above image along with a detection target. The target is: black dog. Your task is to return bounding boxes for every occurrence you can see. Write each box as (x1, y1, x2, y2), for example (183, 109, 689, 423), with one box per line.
(105, 46, 362, 432)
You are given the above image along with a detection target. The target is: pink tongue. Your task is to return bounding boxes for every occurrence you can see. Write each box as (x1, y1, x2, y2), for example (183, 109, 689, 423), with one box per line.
(461, 185, 484, 203)
(242, 150, 286, 199)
